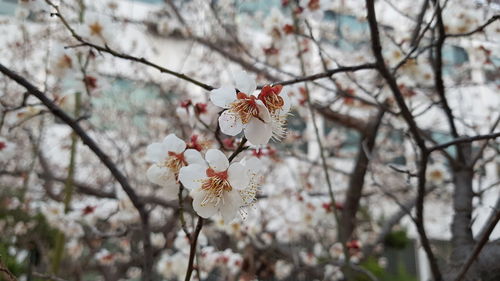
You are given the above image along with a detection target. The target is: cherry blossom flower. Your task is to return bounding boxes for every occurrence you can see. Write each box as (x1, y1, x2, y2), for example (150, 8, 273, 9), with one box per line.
(50, 45, 77, 77)
(80, 13, 113, 45)
(210, 71, 290, 145)
(210, 71, 273, 145)
(146, 134, 204, 200)
(258, 84, 291, 140)
(179, 149, 257, 222)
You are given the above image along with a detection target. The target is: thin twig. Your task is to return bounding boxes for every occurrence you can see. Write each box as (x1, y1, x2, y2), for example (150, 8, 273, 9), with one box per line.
(184, 216, 203, 281)
(446, 15, 499, 38)
(429, 132, 500, 152)
(260, 63, 376, 88)
(0, 258, 17, 281)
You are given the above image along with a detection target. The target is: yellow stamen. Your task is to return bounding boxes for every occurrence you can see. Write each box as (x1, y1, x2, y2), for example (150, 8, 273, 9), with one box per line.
(229, 96, 259, 124)
(200, 170, 232, 207)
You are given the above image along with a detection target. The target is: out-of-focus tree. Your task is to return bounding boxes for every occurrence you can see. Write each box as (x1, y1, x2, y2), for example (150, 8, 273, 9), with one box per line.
(0, 0, 499, 281)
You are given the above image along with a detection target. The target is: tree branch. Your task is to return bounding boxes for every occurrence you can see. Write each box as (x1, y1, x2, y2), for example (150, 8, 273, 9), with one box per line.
(184, 216, 204, 281)
(45, 0, 214, 91)
(261, 63, 376, 88)
(446, 15, 500, 38)
(429, 132, 500, 152)
(365, 1, 442, 279)
(453, 208, 500, 281)
(340, 110, 384, 243)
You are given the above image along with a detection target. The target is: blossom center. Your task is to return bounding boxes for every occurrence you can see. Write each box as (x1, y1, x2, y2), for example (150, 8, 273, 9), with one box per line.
(258, 85, 284, 114)
(0, 142, 6, 151)
(187, 135, 204, 151)
(229, 93, 260, 124)
(165, 151, 187, 175)
(200, 168, 232, 206)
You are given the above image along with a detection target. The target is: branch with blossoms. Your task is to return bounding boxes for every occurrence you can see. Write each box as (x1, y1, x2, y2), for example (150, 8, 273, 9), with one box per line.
(44, 0, 215, 91)
(45, 0, 380, 96)
(142, 69, 292, 280)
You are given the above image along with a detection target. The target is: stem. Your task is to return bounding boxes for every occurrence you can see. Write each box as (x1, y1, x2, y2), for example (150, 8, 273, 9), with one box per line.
(184, 216, 204, 281)
(182, 137, 247, 280)
(178, 183, 190, 239)
(228, 137, 248, 162)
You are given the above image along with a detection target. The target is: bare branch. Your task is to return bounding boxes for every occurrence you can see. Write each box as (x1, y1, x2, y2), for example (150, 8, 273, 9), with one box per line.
(446, 15, 500, 38)
(453, 208, 500, 281)
(260, 63, 377, 88)
(429, 132, 500, 152)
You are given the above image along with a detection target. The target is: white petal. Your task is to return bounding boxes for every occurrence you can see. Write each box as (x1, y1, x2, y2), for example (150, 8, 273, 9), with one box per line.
(179, 164, 207, 190)
(227, 163, 249, 190)
(184, 149, 205, 165)
(205, 149, 229, 172)
(244, 105, 273, 146)
(219, 110, 244, 136)
(191, 189, 219, 218)
(210, 86, 237, 108)
(147, 165, 176, 186)
(163, 134, 186, 154)
(220, 190, 244, 222)
(256, 100, 272, 122)
(233, 71, 256, 95)
(146, 142, 169, 163)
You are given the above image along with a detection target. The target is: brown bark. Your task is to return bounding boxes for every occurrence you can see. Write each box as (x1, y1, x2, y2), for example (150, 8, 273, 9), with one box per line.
(339, 110, 384, 243)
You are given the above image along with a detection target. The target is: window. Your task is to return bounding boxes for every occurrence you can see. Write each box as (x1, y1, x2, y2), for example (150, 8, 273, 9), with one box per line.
(90, 77, 163, 131)
(323, 10, 370, 51)
(281, 109, 308, 153)
(0, 0, 17, 16)
(442, 45, 470, 79)
(484, 56, 500, 85)
(235, 0, 281, 15)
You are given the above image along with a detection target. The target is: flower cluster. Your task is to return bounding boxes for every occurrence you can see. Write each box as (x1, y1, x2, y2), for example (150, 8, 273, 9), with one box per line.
(147, 134, 260, 221)
(210, 71, 290, 145)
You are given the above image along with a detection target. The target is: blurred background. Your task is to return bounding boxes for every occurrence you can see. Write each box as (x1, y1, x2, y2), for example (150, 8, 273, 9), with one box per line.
(0, 0, 499, 281)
